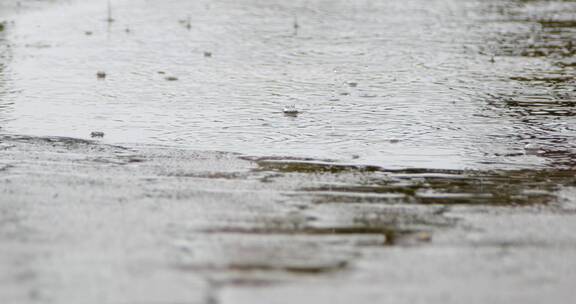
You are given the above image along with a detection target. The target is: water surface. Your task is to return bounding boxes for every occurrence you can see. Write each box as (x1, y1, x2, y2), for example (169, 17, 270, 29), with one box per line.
(0, 0, 575, 169)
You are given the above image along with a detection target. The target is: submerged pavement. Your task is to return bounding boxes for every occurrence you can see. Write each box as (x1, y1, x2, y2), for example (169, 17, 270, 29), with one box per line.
(1, 134, 576, 303)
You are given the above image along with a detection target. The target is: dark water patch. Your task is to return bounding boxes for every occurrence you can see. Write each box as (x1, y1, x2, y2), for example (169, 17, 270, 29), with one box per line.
(510, 75, 575, 84)
(199, 205, 455, 247)
(176, 258, 348, 275)
(2, 134, 95, 147)
(252, 159, 575, 206)
(224, 260, 348, 274)
(164, 172, 246, 179)
(315, 169, 573, 206)
(88, 156, 141, 165)
(536, 19, 576, 29)
(119, 156, 145, 163)
(202, 226, 419, 245)
(301, 185, 420, 196)
(0, 135, 133, 155)
(254, 159, 380, 174)
(172, 236, 355, 276)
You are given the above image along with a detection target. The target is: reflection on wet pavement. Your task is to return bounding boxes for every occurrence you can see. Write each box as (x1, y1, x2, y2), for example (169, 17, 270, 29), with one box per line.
(160, 154, 574, 279)
(254, 158, 573, 205)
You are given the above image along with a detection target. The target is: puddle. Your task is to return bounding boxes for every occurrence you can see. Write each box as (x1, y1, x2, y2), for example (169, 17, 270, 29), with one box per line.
(0, 0, 574, 170)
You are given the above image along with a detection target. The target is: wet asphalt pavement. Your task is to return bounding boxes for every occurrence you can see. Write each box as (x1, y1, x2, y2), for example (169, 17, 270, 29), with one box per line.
(1, 134, 576, 303)
(1, 0, 576, 303)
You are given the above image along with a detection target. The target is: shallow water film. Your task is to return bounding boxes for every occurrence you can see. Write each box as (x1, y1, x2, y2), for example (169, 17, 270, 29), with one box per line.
(1, 0, 575, 169)
(1, 0, 576, 303)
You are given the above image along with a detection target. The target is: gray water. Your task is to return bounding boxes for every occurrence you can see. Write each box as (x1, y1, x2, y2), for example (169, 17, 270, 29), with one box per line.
(0, 0, 575, 169)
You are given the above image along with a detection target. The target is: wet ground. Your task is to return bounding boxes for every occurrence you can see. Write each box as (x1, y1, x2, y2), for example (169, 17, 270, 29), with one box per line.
(1, 0, 576, 303)
(1, 134, 576, 303)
